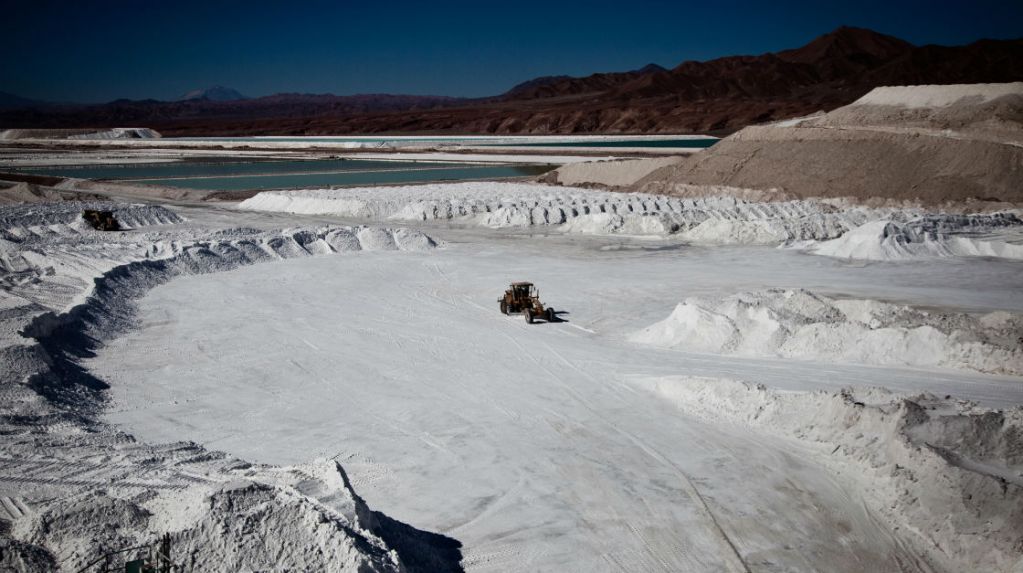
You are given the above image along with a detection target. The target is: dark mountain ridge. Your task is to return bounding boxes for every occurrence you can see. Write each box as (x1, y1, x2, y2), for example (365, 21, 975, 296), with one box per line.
(2, 27, 1021, 135)
(178, 86, 248, 102)
(0, 91, 50, 111)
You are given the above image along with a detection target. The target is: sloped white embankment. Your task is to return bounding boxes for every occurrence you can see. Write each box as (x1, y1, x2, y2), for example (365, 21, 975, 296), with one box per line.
(238, 182, 884, 240)
(239, 183, 1023, 255)
(803, 213, 1023, 260)
(630, 289, 1023, 375)
(1, 201, 184, 239)
(14, 460, 405, 573)
(637, 376, 1023, 573)
(1, 203, 186, 316)
(0, 201, 440, 571)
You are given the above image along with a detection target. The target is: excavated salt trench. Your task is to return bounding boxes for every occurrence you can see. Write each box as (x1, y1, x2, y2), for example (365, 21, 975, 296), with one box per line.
(0, 205, 449, 572)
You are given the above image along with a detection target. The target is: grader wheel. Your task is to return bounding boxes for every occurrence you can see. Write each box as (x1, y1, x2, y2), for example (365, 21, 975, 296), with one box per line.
(524, 309, 534, 324)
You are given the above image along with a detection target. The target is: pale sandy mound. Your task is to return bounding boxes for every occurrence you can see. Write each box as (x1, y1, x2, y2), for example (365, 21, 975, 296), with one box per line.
(545, 156, 686, 188)
(637, 376, 1023, 573)
(63, 178, 220, 202)
(0, 175, 214, 203)
(65, 128, 161, 140)
(0, 180, 105, 204)
(805, 82, 1023, 143)
(0, 128, 160, 140)
(855, 83, 1023, 108)
(633, 83, 1023, 205)
(629, 289, 1023, 375)
(0, 182, 67, 205)
(19, 462, 403, 573)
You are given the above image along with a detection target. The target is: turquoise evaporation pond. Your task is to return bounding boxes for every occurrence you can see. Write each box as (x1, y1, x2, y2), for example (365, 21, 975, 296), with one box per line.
(175, 137, 717, 148)
(498, 138, 718, 148)
(14, 159, 554, 191)
(178, 137, 483, 143)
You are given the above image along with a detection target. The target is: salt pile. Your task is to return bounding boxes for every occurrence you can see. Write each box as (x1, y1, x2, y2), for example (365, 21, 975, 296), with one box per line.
(803, 213, 1023, 260)
(2, 221, 434, 315)
(240, 184, 1023, 254)
(16, 461, 403, 572)
(0, 202, 184, 239)
(239, 182, 883, 240)
(638, 376, 1023, 573)
(630, 289, 1023, 374)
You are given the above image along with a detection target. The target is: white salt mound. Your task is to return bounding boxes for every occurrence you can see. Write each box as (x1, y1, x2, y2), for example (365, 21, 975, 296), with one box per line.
(638, 375, 1023, 573)
(241, 184, 1023, 256)
(23, 461, 403, 572)
(239, 182, 882, 239)
(0, 201, 183, 237)
(630, 289, 1023, 375)
(805, 213, 1023, 261)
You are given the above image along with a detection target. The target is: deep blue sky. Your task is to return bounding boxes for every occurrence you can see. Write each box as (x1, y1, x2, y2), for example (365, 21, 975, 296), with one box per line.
(3, 0, 1021, 103)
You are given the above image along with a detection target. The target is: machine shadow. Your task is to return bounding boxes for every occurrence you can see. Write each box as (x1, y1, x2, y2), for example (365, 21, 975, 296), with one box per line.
(550, 310, 571, 323)
(369, 510, 465, 573)
(336, 463, 465, 573)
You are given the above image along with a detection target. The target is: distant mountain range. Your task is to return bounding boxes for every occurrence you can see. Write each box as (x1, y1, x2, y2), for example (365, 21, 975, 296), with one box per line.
(0, 91, 48, 111)
(502, 63, 668, 99)
(2, 27, 1021, 135)
(178, 86, 247, 102)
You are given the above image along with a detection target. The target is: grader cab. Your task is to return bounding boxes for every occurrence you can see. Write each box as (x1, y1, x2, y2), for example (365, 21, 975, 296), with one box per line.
(499, 282, 556, 324)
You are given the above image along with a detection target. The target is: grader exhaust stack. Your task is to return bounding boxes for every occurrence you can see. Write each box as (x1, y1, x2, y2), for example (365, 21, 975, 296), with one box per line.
(499, 282, 556, 324)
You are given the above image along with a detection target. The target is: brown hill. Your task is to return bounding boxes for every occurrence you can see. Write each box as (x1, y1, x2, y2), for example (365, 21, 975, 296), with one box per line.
(0, 93, 467, 133)
(777, 25, 913, 69)
(2, 27, 1021, 136)
(627, 83, 1023, 206)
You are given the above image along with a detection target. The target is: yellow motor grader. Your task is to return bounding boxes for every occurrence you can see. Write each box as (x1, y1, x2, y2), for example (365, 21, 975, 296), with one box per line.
(499, 282, 556, 324)
(82, 209, 121, 231)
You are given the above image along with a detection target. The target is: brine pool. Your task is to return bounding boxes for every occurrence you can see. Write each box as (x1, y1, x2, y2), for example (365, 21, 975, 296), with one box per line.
(13, 158, 555, 191)
(176, 135, 719, 148)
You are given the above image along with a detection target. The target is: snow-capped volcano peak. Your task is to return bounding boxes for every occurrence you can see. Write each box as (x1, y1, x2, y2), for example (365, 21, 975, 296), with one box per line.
(178, 85, 247, 102)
